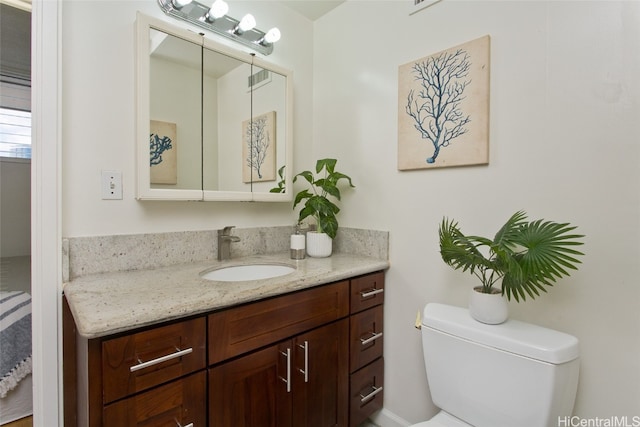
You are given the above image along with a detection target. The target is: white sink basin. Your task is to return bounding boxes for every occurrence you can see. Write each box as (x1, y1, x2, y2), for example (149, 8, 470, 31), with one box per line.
(201, 264, 296, 282)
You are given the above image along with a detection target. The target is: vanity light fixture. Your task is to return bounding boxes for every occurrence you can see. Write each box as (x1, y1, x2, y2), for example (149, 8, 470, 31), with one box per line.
(258, 27, 281, 46)
(171, 0, 193, 9)
(157, 0, 280, 55)
(204, 0, 229, 22)
(233, 13, 256, 35)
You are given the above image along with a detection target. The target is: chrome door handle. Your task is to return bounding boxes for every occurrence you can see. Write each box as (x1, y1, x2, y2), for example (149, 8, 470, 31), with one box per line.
(279, 348, 292, 393)
(297, 341, 309, 383)
(360, 331, 383, 346)
(130, 347, 193, 372)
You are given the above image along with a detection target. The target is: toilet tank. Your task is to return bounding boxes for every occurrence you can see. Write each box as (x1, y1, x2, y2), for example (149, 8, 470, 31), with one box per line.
(422, 303, 580, 427)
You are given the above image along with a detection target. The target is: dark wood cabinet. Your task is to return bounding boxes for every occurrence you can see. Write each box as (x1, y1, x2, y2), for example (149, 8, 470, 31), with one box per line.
(101, 317, 206, 404)
(103, 370, 206, 426)
(291, 320, 349, 427)
(209, 319, 348, 427)
(208, 281, 350, 427)
(349, 357, 384, 426)
(67, 317, 207, 427)
(350, 305, 384, 371)
(65, 271, 384, 427)
(209, 341, 292, 426)
(348, 272, 385, 426)
(350, 271, 385, 314)
(208, 281, 349, 365)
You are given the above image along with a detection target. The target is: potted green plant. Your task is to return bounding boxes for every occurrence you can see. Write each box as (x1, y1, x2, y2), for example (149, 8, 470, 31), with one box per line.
(293, 158, 355, 257)
(438, 210, 585, 324)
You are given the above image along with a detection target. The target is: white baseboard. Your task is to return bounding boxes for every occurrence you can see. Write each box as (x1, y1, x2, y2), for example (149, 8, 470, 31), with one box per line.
(369, 408, 413, 427)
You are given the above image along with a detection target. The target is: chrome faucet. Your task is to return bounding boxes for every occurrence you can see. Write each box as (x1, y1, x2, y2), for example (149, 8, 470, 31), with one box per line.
(218, 226, 241, 261)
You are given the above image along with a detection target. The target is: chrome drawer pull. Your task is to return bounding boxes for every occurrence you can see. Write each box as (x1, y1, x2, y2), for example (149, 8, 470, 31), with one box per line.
(360, 331, 383, 346)
(174, 420, 194, 427)
(360, 288, 384, 299)
(279, 348, 292, 393)
(130, 347, 193, 372)
(360, 385, 383, 403)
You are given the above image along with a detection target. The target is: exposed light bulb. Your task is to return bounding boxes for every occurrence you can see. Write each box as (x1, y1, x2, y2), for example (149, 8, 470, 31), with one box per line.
(238, 14, 256, 32)
(172, 0, 193, 8)
(208, 0, 228, 19)
(264, 27, 281, 44)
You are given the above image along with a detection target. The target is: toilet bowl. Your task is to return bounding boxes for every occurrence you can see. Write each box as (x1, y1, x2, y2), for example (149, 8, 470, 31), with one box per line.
(410, 303, 580, 427)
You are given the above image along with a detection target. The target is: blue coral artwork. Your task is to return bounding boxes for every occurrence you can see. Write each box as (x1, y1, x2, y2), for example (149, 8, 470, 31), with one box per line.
(398, 35, 490, 170)
(150, 120, 177, 185)
(242, 111, 276, 183)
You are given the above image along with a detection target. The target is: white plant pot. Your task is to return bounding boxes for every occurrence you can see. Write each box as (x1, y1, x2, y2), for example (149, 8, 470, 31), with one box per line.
(468, 287, 508, 324)
(306, 231, 333, 258)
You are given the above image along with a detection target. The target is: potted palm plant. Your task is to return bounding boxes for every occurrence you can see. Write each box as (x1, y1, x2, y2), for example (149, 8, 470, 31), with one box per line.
(438, 210, 585, 324)
(293, 158, 354, 257)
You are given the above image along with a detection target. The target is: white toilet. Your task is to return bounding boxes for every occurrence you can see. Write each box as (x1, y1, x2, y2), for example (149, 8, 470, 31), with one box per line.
(411, 303, 580, 427)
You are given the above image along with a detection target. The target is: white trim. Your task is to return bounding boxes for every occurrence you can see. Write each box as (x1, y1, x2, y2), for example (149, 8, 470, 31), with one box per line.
(31, 0, 62, 426)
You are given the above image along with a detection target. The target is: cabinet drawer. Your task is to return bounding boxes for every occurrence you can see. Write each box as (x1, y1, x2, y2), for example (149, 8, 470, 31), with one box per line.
(209, 281, 349, 364)
(103, 370, 206, 426)
(102, 317, 206, 403)
(350, 305, 384, 372)
(350, 271, 384, 314)
(350, 357, 384, 427)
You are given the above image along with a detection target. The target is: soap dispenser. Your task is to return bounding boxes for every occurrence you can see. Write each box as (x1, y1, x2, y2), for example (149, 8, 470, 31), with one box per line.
(290, 223, 306, 260)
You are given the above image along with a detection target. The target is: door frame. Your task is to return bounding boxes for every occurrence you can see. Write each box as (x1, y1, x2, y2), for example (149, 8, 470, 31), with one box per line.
(31, 0, 63, 425)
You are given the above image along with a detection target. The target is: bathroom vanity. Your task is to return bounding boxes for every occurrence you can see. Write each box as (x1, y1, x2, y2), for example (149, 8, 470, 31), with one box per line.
(63, 253, 387, 427)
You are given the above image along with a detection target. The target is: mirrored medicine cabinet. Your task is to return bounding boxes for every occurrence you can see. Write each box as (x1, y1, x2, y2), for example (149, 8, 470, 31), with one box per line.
(135, 12, 293, 201)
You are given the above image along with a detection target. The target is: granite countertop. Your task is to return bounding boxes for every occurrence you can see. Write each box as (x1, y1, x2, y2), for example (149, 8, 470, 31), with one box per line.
(64, 252, 389, 339)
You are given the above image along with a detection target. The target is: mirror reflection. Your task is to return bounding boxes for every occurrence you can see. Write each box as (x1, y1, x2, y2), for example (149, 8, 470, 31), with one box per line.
(202, 48, 248, 192)
(245, 64, 288, 194)
(149, 28, 202, 191)
(202, 53, 287, 193)
(137, 13, 292, 201)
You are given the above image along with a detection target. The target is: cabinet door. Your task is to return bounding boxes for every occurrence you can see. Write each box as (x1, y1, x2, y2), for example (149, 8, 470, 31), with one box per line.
(103, 370, 206, 426)
(292, 319, 349, 427)
(209, 341, 293, 427)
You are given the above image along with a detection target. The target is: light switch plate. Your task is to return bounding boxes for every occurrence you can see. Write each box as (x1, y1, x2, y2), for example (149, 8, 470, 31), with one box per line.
(101, 170, 123, 200)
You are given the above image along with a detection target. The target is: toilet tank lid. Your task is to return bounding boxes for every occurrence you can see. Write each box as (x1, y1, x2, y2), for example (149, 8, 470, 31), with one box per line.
(423, 303, 579, 364)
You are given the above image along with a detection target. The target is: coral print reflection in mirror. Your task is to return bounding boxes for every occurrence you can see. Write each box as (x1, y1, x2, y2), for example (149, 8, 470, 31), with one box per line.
(150, 120, 177, 184)
(242, 111, 276, 183)
(398, 35, 490, 170)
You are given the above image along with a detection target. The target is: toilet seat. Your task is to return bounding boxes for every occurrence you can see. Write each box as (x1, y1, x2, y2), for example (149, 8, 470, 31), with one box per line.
(409, 411, 473, 427)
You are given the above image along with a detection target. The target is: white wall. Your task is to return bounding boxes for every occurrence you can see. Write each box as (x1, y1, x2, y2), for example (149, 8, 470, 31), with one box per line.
(314, 0, 640, 422)
(61, 0, 312, 237)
